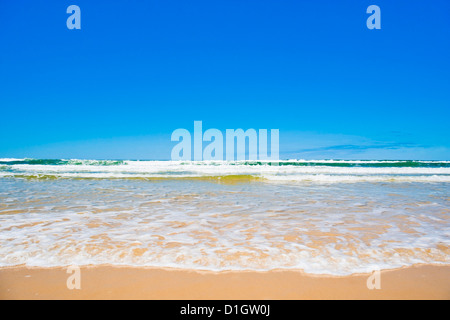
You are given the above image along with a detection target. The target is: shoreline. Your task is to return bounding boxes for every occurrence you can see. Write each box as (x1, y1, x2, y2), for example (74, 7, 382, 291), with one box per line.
(1, 264, 449, 299)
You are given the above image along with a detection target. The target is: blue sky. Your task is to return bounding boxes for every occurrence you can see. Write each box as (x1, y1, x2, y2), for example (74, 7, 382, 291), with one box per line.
(0, 0, 449, 160)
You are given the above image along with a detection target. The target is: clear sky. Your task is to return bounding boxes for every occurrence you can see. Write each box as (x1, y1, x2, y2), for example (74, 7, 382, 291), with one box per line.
(1, 0, 449, 160)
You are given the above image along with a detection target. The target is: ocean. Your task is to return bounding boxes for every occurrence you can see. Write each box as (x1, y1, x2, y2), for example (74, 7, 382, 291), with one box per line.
(0, 159, 449, 275)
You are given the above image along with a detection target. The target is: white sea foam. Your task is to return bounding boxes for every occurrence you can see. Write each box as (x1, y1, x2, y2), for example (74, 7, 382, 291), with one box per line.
(0, 177, 449, 275)
(0, 160, 449, 183)
(0, 158, 25, 162)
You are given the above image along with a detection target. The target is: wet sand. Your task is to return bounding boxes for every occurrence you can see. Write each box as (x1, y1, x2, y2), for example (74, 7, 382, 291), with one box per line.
(0, 264, 449, 300)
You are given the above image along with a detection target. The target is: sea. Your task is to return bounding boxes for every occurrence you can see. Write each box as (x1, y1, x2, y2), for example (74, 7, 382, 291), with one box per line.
(0, 158, 449, 275)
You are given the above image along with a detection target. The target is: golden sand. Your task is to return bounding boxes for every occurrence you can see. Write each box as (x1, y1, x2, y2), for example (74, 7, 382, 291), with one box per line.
(0, 264, 449, 300)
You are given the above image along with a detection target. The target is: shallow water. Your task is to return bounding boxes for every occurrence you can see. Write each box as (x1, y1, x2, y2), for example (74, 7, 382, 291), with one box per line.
(1, 160, 449, 275)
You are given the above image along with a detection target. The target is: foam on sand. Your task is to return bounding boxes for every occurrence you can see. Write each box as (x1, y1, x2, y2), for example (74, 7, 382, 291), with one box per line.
(0, 170, 449, 275)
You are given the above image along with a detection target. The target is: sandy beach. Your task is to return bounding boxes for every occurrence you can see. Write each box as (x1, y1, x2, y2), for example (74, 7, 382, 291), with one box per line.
(1, 264, 449, 300)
